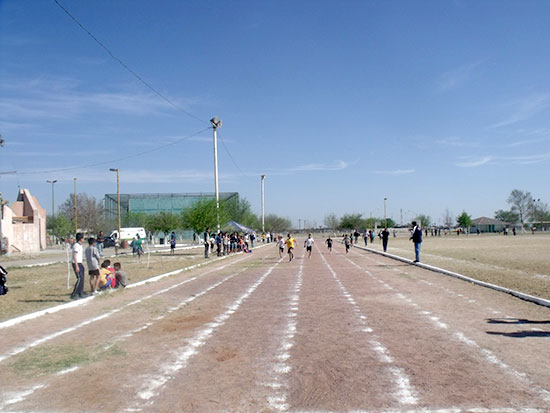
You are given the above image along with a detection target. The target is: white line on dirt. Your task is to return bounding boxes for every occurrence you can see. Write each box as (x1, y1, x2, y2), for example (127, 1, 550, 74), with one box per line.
(130, 257, 283, 409)
(348, 256, 550, 405)
(320, 252, 419, 406)
(0, 256, 247, 364)
(264, 258, 304, 412)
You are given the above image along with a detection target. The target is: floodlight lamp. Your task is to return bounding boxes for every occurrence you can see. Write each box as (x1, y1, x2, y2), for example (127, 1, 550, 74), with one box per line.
(210, 117, 222, 129)
(109, 168, 118, 172)
(0, 136, 4, 147)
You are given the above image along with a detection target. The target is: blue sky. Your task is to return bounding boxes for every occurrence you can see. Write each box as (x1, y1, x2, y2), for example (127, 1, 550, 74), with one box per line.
(1, 0, 549, 227)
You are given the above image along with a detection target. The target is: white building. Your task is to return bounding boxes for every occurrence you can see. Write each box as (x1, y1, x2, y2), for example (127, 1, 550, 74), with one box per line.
(0, 189, 47, 254)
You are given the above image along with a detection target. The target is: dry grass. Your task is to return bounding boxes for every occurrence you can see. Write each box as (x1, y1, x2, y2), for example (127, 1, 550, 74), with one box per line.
(0, 248, 210, 322)
(366, 232, 550, 300)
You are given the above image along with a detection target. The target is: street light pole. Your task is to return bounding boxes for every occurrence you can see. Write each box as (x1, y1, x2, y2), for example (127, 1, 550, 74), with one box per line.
(46, 180, 57, 218)
(73, 178, 77, 234)
(384, 197, 387, 228)
(210, 117, 222, 232)
(109, 169, 121, 247)
(261, 175, 266, 233)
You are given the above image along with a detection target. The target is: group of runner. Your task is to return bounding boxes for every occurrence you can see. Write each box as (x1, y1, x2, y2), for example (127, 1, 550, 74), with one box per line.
(277, 233, 335, 262)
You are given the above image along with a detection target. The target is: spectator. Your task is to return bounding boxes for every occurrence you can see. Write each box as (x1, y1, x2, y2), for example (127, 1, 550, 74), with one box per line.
(113, 262, 127, 288)
(85, 237, 101, 293)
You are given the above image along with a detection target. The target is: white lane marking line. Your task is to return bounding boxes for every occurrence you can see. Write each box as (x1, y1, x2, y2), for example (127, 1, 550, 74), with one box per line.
(320, 252, 418, 406)
(133, 258, 282, 405)
(348, 256, 550, 404)
(265, 258, 304, 412)
(0, 257, 248, 364)
(0, 268, 252, 411)
(0, 253, 239, 331)
(0, 384, 46, 409)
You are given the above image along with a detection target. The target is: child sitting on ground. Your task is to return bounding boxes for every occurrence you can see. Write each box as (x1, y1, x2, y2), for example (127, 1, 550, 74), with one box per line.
(113, 262, 128, 288)
(98, 260, 116, 290)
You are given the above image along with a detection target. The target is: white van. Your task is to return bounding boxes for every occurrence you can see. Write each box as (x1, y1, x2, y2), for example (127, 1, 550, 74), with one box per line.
(110, 227, 147, 242)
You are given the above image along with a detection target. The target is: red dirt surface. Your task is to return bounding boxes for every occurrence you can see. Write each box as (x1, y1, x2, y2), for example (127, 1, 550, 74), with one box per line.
(1, 241, 549, 412)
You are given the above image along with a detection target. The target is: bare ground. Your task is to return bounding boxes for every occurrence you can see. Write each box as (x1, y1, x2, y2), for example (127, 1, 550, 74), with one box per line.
(0, 241, 549, 412)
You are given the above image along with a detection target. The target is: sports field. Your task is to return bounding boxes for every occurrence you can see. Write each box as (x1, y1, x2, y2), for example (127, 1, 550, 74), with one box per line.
(0, 240, 548, 412)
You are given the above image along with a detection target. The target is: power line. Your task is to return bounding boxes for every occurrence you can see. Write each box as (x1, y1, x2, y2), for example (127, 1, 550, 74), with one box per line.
(16, 126, 211, 175)
(217, 130, 246, 177)
(54, 0, 207, 126)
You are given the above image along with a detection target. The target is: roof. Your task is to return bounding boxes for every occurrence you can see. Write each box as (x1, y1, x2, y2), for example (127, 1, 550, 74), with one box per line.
(471, 216, 509, 225)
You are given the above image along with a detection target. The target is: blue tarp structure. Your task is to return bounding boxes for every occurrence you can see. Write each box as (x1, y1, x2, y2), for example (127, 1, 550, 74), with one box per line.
(225, 220, 254, 233)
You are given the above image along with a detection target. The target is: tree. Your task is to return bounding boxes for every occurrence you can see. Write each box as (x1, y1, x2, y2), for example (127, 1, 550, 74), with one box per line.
(264, 214, 291, 232)
(123, 211, 151, 228)
(222, 197, 259, 229)
(382, 218, 396, 228)
(148, 212, 180, 239)
(456, 211, 472, 229)
(323, 213, 339, 230)
(58, 193, 104, 233)
(46, 215, 73, 239)
(494, 209, 519, 224)
(507, 189, 533, 228)
(339, 213, 365, 230)
(442, 208, 453, 228)
(181, 198, 229, 234)
(416, 214, 431, 228)
(530, 199, 550, 227)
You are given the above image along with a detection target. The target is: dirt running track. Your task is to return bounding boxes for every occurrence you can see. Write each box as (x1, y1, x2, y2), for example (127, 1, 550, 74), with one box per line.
(1, 241, 549, 412)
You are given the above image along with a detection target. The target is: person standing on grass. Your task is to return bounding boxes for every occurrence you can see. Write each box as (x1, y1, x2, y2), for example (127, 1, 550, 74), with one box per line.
(134, 234, 143, 262)
(203, 227, 210, 258)
(410, 221, 422, 263)
(304, 234, 314, 258)
(70, 233, 87, 299)
(381, 227, 390, 252)
(85, 237, 101, 293)
(285, 233, 296, 262)
(326, 236, 333, 253)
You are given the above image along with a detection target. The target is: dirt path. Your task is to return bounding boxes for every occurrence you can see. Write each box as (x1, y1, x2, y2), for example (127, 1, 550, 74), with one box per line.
(1, 242, 549, 412)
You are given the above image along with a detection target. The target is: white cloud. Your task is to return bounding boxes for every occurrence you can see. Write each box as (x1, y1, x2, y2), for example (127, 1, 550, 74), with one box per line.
(436, 59, 486, 92)
(374, 169, 415, 175)
(435, 137, 481, 148)
(490, 93, 549, 129)
(456, 153, 550, 167)
(288, 160, 349, 172)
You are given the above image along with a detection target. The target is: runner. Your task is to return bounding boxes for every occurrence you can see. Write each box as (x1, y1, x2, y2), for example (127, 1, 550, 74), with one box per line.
(325, 236, 333, 253)
(277, 235, 285, 258)
(304, 233, 314, 258)
(344, 234, 351, 254)
(285, 233, 296, 262)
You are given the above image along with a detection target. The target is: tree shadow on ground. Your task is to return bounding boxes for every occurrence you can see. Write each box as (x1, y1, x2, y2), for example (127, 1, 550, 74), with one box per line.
(486, 330, 550, 338)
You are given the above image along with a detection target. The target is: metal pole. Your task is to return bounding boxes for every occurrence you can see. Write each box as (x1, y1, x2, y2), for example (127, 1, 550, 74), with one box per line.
(210, 117, 222, 232)
(73, 178, 77, 234)
(117, 170, 121, 239)
(47, 180, 57, 218)
(384, 197, 387, 228)
(261, 175, 266, 233)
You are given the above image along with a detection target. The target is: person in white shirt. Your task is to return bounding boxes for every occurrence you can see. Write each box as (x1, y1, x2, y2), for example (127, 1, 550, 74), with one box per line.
(71, 233, 87, 299)
(304, 234, 314, 258)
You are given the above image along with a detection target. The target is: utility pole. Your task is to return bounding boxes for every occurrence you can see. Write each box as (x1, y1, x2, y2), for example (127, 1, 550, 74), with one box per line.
(73, 178, 77, 234)
(400, 208, 403, 227)
(261, 175, 266, 233)
(298, 219, 302, 231)
(384, 197, 388, 228)
(0, 134, 15, 254)
(46, 180, 57, 218)
(109, 169, 121, 253)
(210, 117, 222, 232)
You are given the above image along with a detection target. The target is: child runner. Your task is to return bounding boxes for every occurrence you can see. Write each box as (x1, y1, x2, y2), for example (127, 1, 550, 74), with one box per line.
(304, 233, 314, 258)
(344, 234, 351, 254)
(277, 235, 285, 258)
(285, 233, 296, 262)
(325, 236, 333, 253)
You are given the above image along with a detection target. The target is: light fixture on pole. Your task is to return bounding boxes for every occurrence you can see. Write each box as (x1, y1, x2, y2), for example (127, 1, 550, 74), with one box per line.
(261, 175, 266, 233)
(46, 180, 58, 218)
(109, 169, 121, 252)
(73, 178, 77, 234)
(210, 117, 222, 232)
(384, 197, 388, 228)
